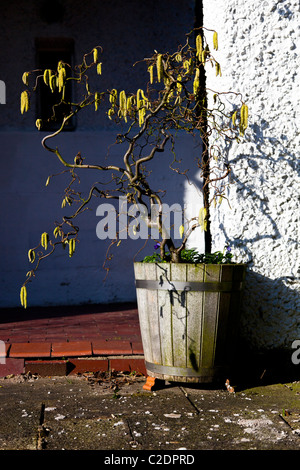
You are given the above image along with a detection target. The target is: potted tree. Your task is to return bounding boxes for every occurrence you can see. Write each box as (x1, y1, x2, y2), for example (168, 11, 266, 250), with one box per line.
(20, 28, 248, 385)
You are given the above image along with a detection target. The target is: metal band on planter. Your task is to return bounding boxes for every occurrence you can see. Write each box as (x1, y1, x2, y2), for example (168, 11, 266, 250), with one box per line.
(135, 279, 244, 292)
(145, 361, 222, 378)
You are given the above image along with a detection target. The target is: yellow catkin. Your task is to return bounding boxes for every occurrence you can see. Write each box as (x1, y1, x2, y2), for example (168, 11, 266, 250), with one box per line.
(215, 62, 222, 76)
(239, 122, 245, 136)
(119, 90, 126, 115)
(140, 89, 150, 109)
(148, 65, 154, 84)
(28, 249, 35, 263)
(156, 54, 163, 82)
(136, 89, 143, 110)
(109, 89, 117, 105)
(43, 69, 52, 86)
(20, 286, 27, 309)
(57, 63, 66, 93)
(69, 239, 75, 258)
(196, 34, 203, 60)
(213, 31, 218, 51)
(53, 227, 61, 238)
(107, 108, 114, 120)
(193, 68, 200, 95)
(167, 89, 174, 103)
(183, 59, 191, 74)
(138, 107, 146, 127)
(198, 207, 207, 232)
(232, 110, 237, 126)
(93, 48, 99, 63)
(240, 104, 249, 134)
(193, 79, 199, 95)
(22, 72, 29, 86)
(20, 91, 29, 114)
(240, 105, 245, 127)
(177, 75, 182, 94)
(243, 104, 249, 127)
(94, 92, 101, 111)
(41, 232, 49, 250)
(49, 74, 56, 93)
(97, 63, 102, 75)
(126, 96, 133, 115)
(140, 89, 147, 101)
(35, 119, 42, 130)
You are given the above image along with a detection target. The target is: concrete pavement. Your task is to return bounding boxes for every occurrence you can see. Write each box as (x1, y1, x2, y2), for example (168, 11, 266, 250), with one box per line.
(0, 372, 299, 454)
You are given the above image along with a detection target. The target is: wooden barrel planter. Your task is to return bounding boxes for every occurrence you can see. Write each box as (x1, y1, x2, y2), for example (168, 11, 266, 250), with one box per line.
(134, 262, 246, 384)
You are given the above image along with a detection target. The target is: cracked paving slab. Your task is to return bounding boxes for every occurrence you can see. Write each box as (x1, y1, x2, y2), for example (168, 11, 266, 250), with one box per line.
(0, 375, 299, 450)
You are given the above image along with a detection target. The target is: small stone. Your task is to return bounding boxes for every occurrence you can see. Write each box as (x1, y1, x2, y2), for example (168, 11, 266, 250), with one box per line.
(164, 413, 181, 419)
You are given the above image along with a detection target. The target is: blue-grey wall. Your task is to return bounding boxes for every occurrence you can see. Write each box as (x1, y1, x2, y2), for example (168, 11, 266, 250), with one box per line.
(0, 0, 202, 307)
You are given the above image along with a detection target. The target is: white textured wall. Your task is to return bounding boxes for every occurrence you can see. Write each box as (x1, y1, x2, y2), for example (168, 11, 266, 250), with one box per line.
(203, 0, 300, 349)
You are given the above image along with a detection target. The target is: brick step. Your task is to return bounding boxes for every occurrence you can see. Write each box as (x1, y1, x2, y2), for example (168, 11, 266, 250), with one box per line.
(0, 339, 145, 377)
(2, 339, 143, 359)
(0, 355, 146, 377)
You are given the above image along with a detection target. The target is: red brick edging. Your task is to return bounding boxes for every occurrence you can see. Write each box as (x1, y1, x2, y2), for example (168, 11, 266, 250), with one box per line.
(0, 340, 146, 377)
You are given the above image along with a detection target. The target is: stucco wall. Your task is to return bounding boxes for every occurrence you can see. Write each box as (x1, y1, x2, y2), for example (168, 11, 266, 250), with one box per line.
(0, 0, 202, 308)
(203, 0, 300, 349)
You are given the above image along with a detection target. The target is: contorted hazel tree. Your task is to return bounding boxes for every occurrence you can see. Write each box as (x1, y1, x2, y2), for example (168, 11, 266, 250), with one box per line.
(19, 28, 248, 308)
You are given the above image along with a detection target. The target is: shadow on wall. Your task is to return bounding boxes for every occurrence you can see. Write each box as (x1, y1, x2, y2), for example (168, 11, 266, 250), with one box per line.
(233, 271, 300, 387)
(239, 270, 300, 351)
(214, 117, 299, 353)
(224, 118, 299, 258)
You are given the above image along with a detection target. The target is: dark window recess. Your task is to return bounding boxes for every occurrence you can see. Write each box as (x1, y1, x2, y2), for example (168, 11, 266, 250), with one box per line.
(36, 38, 75, 131)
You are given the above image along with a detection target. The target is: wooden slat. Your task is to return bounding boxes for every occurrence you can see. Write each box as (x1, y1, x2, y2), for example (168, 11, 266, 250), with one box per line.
(144, 263, 161, 365)
(157, 263, 173, 367)
(187, 264, 205, 371)
(200, 265, 221, 369)
(134, 263, 153, 364)
(170, 263, 187, 368)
